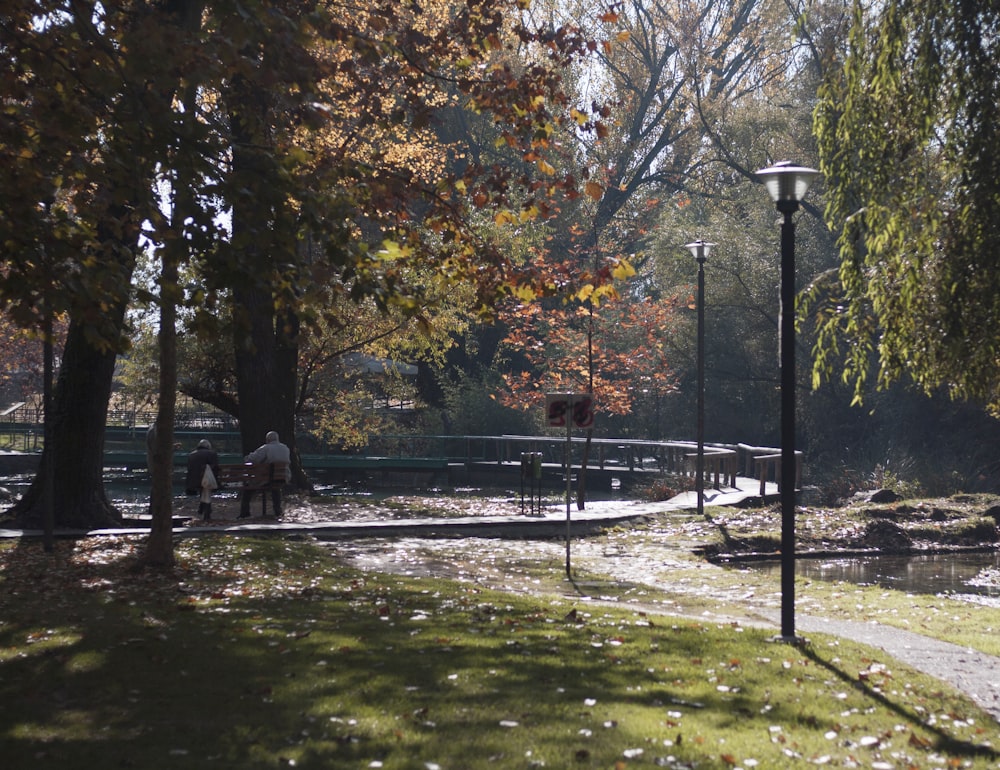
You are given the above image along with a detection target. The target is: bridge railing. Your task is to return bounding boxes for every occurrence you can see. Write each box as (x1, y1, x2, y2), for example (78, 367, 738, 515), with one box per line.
(367, 435, 802, 492)
(737, 443, 803, 494)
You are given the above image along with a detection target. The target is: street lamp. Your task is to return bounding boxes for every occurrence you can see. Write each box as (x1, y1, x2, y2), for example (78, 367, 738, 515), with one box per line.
(755, 161, 819, 642)
(685, 240, 715, 519)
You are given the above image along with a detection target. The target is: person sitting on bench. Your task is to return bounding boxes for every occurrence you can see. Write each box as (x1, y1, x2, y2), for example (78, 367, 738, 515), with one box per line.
(239, 431, 292, 519)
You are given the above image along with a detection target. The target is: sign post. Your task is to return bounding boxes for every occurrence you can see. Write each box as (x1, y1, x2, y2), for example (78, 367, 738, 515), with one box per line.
(545, 393, 595, 576)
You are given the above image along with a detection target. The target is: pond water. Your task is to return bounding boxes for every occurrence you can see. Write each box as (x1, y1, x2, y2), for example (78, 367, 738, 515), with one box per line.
(741, 552, 1000, 605)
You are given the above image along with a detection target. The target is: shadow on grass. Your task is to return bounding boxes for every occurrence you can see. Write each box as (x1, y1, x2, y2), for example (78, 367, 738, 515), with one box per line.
(801, 643, 1000, 761)
(3, 535, 1000, 769)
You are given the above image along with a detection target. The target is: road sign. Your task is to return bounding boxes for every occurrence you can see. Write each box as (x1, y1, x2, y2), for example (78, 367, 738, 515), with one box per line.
(545, 393, 595, 429)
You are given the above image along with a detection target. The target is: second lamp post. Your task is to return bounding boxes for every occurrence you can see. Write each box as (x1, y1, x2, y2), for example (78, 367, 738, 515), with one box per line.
(686, 240, 714, 519)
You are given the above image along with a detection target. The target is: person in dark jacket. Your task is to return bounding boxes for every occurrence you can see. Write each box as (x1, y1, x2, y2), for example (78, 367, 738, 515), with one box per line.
(185, 439, 220, 520)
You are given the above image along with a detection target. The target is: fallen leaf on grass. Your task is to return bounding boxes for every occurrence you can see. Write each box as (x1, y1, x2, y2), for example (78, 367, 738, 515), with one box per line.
(908, 732, 932, 749)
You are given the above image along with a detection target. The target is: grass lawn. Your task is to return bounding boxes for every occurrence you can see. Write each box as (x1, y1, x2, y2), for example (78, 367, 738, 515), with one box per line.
(1, 534, 998, 769)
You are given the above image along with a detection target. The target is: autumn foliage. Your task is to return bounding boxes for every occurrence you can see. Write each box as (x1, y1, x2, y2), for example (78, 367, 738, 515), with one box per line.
(498, 259, 683, 417)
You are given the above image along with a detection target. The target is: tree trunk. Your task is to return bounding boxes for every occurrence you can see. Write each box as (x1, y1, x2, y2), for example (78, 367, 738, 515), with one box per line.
(144, 0, 205, 566)
(144, 220, 182, 569)
(229, 69, 302, 480)
(234, 284, 279, 454)
(232, 288, 302, 477)
(275, 306, 307, 488)
(10, 320, 122, 530)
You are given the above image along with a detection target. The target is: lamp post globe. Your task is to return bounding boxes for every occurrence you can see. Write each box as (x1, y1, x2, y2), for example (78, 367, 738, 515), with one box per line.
(757, 162, 819, 211)
(685, 240, 715, 520)
(754, 161, 818, 642)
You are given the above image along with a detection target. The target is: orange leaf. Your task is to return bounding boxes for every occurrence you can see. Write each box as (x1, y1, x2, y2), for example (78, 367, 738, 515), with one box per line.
(585, 181, 604, 201)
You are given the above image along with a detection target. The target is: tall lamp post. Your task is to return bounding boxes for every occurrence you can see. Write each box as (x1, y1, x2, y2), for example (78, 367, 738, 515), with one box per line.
(685, 240, 714, 519)
(754, 161, 818, 642)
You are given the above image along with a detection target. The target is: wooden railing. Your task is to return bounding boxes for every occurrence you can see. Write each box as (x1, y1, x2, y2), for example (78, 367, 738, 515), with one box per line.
(370, 435, 799, 494)
(737, 443, 803, 495)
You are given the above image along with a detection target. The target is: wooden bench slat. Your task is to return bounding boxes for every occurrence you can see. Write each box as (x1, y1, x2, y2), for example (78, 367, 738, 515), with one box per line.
(217, 462, 289, 490)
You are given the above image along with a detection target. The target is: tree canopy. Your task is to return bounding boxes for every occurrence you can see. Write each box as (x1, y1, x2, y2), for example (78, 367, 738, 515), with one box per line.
(814, 0, 1000, 412)
(0, 0, 608, 533)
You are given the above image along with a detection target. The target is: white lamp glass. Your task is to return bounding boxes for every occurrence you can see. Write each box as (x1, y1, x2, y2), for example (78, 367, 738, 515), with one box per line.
(755, 162, 819, 204)
(684, 240, 716, 259)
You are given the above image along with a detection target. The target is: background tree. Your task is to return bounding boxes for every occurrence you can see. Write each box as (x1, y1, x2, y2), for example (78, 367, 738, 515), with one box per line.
(483, 0, 818, 499)
(0, 0, 603, 533)
(0, 1, 205, 530)
(497, 268, 682, 429)
(814, 0, 1000, 412)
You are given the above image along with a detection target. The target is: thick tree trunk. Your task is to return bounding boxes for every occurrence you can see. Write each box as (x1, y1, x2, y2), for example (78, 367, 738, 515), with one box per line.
(232, 288, 302, 485)
(275, 307, 307, 488)
(234, 285, 279, 454)
(10, 320, 121, 530)
(229, 69, 302, 483)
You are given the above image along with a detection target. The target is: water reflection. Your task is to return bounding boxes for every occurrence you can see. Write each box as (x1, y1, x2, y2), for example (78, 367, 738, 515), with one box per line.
(743, 552, 1000, 601)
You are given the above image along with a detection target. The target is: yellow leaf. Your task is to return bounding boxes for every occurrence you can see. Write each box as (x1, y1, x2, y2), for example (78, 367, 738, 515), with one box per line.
(376, 240, 411, 260)
(616, 31, 631, 42)
(513, 284, 537, 301)
(575, 284, 595, 302)
(594, 283, 619, 300)
(454, 179, 467, 193)
(537, 159, 556, 176)
(570, 108, 589, 126)
(612, 259, 636, 280)
(494, 210, 516, 226)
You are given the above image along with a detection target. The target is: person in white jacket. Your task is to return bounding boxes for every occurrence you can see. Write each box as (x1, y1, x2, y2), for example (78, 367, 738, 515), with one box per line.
(239, 431, 292, 518)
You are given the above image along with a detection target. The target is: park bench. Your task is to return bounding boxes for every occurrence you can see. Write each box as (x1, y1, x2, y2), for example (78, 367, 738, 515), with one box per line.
(217, 461, 289, 517)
